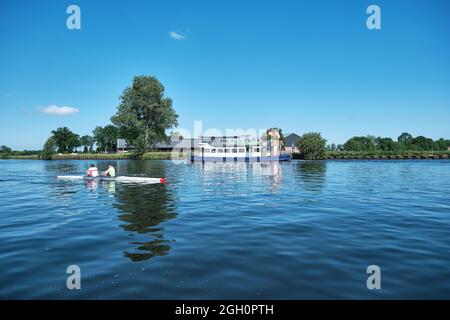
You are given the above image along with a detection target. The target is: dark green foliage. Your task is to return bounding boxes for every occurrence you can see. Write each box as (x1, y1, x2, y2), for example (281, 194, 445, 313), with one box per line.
(398, 132, 413, 145)
(51, 127, 80, 153)
(93, 125, 118, 153)
(111, 75, 178, 159)
(343, 132, 449, 152)
(343, 136, 376, 151)
(297, 132, 327, 160)
(40, 137, 56, 160)
(0, 145, 12, 159)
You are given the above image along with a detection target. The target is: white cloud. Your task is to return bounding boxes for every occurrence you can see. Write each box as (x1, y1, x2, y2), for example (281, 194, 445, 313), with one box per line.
(169, 31, 187, 40)
(40, 105, 79, 115)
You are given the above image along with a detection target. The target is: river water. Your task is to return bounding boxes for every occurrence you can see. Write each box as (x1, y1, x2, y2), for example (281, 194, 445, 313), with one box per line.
(0, 159, 449, 299)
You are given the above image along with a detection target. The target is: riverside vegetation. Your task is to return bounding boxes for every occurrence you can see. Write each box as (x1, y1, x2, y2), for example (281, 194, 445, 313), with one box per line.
(3, 129, 449, 161)
(1, 75, 449, 161)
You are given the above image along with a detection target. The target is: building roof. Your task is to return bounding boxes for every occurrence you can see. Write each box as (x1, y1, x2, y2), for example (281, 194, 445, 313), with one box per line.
(283, 133, 301, 147)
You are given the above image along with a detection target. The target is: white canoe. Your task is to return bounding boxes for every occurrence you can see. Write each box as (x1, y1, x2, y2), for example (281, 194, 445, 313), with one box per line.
(57, 175, 166, 184)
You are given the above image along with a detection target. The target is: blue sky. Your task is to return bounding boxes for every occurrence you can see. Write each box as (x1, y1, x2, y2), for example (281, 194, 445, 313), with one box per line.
(1, 0, 449, 150)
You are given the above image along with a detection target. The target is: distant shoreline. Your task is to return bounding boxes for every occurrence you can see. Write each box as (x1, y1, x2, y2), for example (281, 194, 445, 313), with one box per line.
(3, 151, 450, 161)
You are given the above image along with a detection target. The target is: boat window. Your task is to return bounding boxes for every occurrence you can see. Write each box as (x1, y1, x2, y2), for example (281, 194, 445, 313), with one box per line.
(224, 149, 231, 153)
(254, 147, 260, 152)
(204, 149, 210, 153)
(233, 148, 238, 153)
(218, 149, 224, 153)
(238, 148, 245, 153)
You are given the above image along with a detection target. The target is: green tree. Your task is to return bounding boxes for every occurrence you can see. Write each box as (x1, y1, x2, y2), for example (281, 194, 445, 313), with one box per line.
(344, 136, 376, 151)
(51, 127, 80, 153)
(40, 137, 56, 160)
(343, 138, 362, 151)
(0, 145, 12, 159)
(436, 138, 450, 151)
(398, 132, 413, 145)
(411, 136, 434, 151)
(297, 132, 327, 160)
(93, 125, 118, 153)
(375, 137, 397, 151)
(80, 135, 94, 153)
(111, 75, 178, 158)
(0, 145, 12, 153)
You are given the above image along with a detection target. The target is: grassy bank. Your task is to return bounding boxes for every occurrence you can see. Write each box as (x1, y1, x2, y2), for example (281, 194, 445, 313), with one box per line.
(5, 151, 450, 161)
(290, 150, 450, 160)
(53, 152, 178, 160)
(5, 152, 181, 160)
(6, 154, 40, 160)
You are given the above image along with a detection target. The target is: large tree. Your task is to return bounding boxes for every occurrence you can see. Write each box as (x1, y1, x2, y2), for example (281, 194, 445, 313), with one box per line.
(0, 145, 12, 153)
(93, 125, 118, 153)
(398, 132, 413, 145)
(111, 75, 178, 158)
(297, 132, 327, 160)
(51, 127, 80, 153)
(0, 145, 12, 159)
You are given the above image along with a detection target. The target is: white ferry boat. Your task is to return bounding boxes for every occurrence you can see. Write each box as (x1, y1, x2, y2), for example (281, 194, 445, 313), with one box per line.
(190, 133, 290, 162)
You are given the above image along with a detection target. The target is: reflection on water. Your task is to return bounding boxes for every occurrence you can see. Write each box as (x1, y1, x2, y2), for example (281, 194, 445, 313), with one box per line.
(84, 180, 116, 194)
(85, 179, 98, 191)
(198, 161, 284, 192)
(113, 181, 176, 262)
(49, 160, 177, 263)
(262, 162, 283, 191)
(296, 161, 327, 192)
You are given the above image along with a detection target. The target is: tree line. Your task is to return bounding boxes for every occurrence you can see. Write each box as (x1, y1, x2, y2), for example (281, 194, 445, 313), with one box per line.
(40, 125, 120, 160)
(294, 132, 450, 160)
(328, 133, 450, 152)
(0, 146, 41, 159)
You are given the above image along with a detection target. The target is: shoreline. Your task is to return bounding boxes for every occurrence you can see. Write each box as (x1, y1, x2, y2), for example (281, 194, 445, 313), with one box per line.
(3, 153, 450, 161)
(2, 152, 175, 161)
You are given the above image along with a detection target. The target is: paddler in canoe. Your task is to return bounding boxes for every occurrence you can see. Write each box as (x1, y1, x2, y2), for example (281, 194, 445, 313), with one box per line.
(102, 164, 116, 177)
(86, 164, 99, 177)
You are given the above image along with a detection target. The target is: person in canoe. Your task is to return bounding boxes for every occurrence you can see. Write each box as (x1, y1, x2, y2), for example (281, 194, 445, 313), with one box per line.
(102, 164, 116, 177)
(86, 164, 99, 177)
